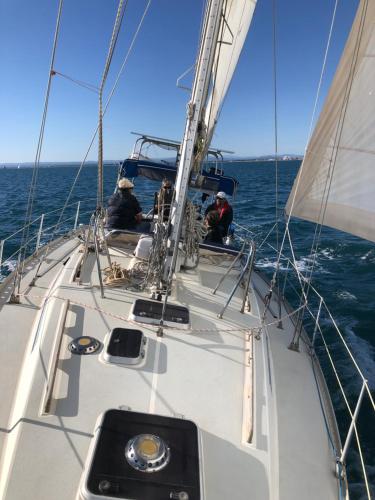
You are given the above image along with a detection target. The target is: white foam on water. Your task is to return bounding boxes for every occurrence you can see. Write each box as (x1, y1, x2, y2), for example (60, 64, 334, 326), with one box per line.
(255, 258, 290, 272)
(319, 247, 336, 260)
(4, 260, 17, 272)
(360, 249, 373, 261)
(0, 259, 17, 281)
(336, 290, 358, 301)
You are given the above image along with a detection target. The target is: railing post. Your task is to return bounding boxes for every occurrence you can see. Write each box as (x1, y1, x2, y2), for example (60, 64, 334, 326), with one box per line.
(240, 241, 256, 313)
(74, 201, 81, 230)
(35, 214, 44, 252)
(339, 380, 367, 465)
(281, 260, 290, 298)
(312, 297, 323, 346)
(0, 240, 4, 272)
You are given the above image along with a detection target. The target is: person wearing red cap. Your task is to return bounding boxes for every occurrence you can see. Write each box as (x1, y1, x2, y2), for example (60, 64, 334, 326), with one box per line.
(204, 191, 233, 237)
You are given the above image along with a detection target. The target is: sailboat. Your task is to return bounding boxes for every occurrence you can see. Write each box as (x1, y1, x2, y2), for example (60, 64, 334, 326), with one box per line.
(0, 1, 373, 499)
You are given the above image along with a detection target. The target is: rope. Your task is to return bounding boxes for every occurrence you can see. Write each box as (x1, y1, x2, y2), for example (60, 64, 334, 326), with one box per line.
(144, 222, 168, 292)
(183, 201, 206, 260)
(16, 290, 304, 335)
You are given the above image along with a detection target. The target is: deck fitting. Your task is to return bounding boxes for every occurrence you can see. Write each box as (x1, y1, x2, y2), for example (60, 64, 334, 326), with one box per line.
(288, 341, 300, 352)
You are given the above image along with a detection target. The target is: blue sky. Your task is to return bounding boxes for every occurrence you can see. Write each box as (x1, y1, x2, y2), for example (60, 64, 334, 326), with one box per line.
(0, 0, 359, 163)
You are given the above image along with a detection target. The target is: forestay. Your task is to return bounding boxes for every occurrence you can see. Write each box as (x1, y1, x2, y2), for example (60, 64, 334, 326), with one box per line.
(202, 0, 257, 154)
(285, 0, 375, 243)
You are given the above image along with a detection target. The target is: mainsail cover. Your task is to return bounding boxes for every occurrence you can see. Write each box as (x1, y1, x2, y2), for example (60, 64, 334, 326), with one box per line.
(202, 0, 257, 152)
(285, 0, 375, 243)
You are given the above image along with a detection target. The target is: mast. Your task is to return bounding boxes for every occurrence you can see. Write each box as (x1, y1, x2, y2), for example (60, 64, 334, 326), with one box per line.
(165, 0, 225, 279)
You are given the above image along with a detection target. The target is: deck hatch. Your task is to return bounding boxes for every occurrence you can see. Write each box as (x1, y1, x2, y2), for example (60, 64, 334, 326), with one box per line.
(130, 299, 190, 329)
(83, 409, 200, 499)
(103, 328, 145, 365)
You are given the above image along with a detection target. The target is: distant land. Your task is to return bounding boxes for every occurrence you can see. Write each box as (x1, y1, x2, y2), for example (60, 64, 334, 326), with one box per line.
(0, 155, 303, 168)
(222, 154, 303, 162)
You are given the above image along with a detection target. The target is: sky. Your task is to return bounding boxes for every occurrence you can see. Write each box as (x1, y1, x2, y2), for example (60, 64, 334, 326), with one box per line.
(0, 0, 359, 163)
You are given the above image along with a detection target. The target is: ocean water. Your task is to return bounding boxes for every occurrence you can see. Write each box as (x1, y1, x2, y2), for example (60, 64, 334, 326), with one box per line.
(0, 161, 374, 498)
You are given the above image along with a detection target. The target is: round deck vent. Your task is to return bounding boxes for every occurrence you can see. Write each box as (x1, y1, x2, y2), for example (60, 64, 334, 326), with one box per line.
(68, 336, 101, 355)
(125, 434, 170, 473)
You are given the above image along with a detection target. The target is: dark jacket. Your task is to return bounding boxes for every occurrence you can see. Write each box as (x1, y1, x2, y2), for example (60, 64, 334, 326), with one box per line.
(204, 225, 223, 244)
(204, 201, 233, 236)
(107, 190, 142, 230)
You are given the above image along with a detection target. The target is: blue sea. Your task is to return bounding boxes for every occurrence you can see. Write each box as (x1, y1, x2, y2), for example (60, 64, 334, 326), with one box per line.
(0, 161, 374, 498)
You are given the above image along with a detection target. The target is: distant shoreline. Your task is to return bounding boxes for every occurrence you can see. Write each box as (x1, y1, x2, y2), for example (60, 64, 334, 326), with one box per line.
(1, 158, 302, 169)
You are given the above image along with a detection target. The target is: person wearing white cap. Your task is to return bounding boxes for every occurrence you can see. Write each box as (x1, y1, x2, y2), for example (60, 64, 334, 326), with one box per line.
(107, 178, 146, 231)
(204, 191, 233, 236)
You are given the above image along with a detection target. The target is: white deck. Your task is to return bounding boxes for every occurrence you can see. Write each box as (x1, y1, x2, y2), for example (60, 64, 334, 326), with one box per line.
(0, 235, 343, 499)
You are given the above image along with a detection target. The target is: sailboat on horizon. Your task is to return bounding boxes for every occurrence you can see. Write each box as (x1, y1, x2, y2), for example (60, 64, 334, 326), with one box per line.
(0, 1, 374, 499)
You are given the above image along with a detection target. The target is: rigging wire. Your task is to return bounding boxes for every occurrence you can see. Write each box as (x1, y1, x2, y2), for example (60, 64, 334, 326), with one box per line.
(272, 0, 279, 258)
(12, 0, 64, 299)
(271, 0, 339, 276)
(261, 0, 281, 323)
(289, 0, 368, 347)
(51, 70, 99, 93)
(29, 0, 152, 285)
(304, 0, 367, 291)
(97, 0, 128, 210)
(262, 0, 340, 326)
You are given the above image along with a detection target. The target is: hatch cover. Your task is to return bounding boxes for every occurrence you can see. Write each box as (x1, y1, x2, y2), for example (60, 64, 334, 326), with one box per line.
(129, 299, 190, 329)
(103, 328, 145, 365)
(81, 409, 200, 500)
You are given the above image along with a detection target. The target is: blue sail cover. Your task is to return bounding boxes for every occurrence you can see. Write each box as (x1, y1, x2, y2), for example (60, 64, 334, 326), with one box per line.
(121, 159, 238, 196)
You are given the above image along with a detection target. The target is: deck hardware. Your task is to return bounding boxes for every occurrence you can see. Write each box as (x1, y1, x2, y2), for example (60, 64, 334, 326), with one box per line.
(103, 328, 145, 365)
(130, 299, 190, 329)
(212, 240, 246, 295)
(240, 240, 256, 313)
(35, 213, 45, 253)
(73, 201, 81, 230)
(125, 433, 171, 473)
(170, 492, 189, 500)
(218, 240, 255, 319)
(339, 380, 367, 466)
(68, 336, 101, 355)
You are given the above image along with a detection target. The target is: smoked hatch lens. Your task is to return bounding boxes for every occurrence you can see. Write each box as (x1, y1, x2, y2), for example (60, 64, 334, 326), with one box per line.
(125, 433, 171, 473)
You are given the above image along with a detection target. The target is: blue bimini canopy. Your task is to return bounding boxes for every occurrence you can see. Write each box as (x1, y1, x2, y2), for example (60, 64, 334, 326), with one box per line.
(121, 159, 239, 197)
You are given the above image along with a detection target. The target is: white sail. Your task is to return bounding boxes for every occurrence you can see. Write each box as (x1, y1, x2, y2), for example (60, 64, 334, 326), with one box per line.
(203, 0, 257, 152)
(285, 0, 375, 243)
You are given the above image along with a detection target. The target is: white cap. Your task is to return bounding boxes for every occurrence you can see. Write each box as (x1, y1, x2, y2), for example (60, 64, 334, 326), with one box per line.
(118, 178, 134, 189)
(216, 191, 226, 199)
